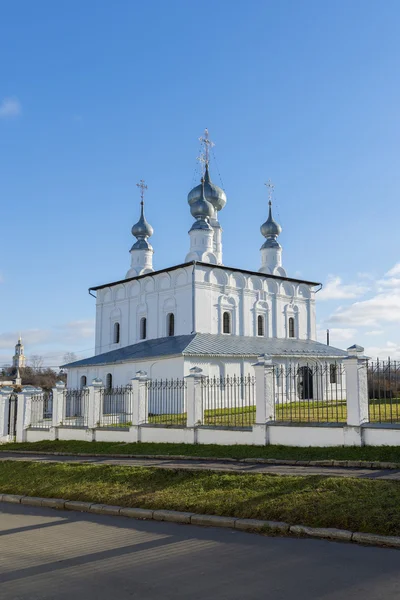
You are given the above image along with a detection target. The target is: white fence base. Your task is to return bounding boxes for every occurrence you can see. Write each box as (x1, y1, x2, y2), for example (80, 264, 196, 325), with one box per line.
(17, 422, 400, 448)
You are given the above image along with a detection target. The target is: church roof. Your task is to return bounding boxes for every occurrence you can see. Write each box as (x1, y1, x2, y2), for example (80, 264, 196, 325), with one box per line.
(62, 334, 348, 368)
(89, 261, 321, 292)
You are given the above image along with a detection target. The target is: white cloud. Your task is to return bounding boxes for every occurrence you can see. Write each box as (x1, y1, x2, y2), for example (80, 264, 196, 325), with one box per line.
(328, 292, 400, 326)
(365, 330, 384, 336)
(318, 275, 369, 301)
(364, 341, 400, 360)
(317, 326, 357, 345)
(386, 263, 400, 277)
(0, 319, 95, 367)
(0, 97, 21, 119)
(327, 263, 400, 328)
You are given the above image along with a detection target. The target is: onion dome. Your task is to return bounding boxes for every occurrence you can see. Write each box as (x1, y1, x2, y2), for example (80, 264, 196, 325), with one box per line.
(261, 201, 282, 238)
(188, 163, 227, 212)
(131, 201, 153, 250)
(132, 201, 153, 239)
(189, 180, 213, 231)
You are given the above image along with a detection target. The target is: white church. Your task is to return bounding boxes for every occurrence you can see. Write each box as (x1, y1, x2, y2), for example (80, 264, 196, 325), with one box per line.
(64, 131, 347, 398)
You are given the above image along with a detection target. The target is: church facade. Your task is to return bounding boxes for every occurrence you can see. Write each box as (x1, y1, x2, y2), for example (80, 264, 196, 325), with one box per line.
(64, 133, 347, 398)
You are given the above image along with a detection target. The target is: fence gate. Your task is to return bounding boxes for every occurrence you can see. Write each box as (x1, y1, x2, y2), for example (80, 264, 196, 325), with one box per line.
(8, 393, 18, 437)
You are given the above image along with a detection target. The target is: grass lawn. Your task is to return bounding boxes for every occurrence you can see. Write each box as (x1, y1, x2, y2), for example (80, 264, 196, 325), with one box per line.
(4, 439, 400, 463)
(1, 461, 400, 536)
(128, 400, 400, 427)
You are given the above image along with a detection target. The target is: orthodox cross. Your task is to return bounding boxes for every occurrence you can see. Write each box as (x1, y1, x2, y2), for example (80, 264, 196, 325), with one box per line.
(264, 179, 275, 206)
(198, 128, 215, 167)
(136, 179, 148, 205)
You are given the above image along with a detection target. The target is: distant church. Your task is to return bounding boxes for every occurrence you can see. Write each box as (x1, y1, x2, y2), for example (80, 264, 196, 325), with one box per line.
(63, 130, 347, 393)
(13, 337, 26, 370)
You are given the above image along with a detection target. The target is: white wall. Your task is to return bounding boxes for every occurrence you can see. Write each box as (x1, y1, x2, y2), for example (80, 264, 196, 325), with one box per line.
(24, 423, 400, 448)
(93, 264, 317, 357)
(67, 356, 184, 388)
(95, 266, 194, 355)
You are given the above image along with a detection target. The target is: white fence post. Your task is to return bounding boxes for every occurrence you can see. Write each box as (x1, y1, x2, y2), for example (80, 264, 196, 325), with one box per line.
(52, 381, 65, 427)
(49, 381, 65, 440)
(254, 355, 275, 423)
(131, 371, 148, 426)
(0, 387, 13, 440)
(88, 378, 103, 430)
(16, 387, 39, 443)
(344, 345, 368, 445)
(253, 355, 275, 446)
(186, 367, 205, 428)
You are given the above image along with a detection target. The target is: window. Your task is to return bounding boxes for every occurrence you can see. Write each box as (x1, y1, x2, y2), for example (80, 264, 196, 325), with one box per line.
(106, 373, 112, 389)
(257, 315, 264, 336)
(223, 311, 231, 334)
(113, 322, 120, 344)
(80, 375, 87, 388)
(167, 313, 175, 337)
(330, 364, 337, 384)
(288, 317, 295, 338)
(140, 317, 147, 340)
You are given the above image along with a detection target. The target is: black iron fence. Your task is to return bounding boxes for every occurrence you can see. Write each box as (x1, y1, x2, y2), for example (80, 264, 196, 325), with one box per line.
(30, 391, 53, 429)
(99, 386, 133, 428)
(368, 360, 400, 423)
(201, 375, 256, 428)
(145, 379, 187, 426)
(62, 388, 89, 427)
(274, 362, 346, 423)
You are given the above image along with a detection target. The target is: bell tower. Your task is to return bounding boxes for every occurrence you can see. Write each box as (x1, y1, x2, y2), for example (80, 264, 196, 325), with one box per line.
(13, 336, 26, 369)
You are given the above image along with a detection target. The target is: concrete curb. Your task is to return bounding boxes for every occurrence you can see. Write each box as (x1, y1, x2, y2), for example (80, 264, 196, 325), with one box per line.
(1, 493, 400, 549)
(1, 450, 399, 470)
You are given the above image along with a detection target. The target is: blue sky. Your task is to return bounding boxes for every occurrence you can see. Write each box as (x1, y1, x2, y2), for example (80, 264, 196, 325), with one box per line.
(1, 0, 400, 366)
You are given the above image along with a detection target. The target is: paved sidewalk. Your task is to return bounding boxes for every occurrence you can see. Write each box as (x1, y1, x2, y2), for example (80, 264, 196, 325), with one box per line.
(1, 452, 400, 480)
(1, 502, 400, 600)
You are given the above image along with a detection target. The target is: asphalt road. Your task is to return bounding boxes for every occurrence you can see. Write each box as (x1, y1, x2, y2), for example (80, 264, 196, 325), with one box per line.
(1, 452, 400, 480)
(1, 503, 400, 600)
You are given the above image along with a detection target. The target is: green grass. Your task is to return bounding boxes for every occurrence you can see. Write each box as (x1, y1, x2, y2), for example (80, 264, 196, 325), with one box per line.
(4, 439, 400, 463)
(1, 460, 400, 536)
(130, 400, 400, 427)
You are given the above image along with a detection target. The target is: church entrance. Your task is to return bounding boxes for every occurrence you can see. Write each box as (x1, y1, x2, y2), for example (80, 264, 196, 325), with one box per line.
(8, 393, 18, 437)
(298, 367, 313, 400)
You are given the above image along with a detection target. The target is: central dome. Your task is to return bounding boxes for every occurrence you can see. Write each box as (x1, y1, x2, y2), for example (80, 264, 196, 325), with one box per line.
(187, 163, 227, 212)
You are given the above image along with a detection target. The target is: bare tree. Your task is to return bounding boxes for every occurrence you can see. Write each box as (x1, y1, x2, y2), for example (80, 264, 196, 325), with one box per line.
(63, 352, 78, 364)
(30, 355, 44, 371)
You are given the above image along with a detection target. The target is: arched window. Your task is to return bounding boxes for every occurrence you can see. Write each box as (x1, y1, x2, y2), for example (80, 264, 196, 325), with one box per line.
(223, 311, 231, 334)
(140, 317, 147, 340)
(289, 317, 295, 338)
(113, 322, 120, 344)
(330, 364, 337, 384)
(257, 315, 264, 336)
(80, 375, 87, 389)
(106, 373, 112, 389)
(167, 313, 175, 337)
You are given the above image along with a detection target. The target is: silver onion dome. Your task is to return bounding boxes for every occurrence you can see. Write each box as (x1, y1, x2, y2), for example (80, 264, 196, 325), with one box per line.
(261, 201, 282, 239)
(132, 201, 153, 239)
(190, 181, 213, 220)
(188, 163, 227, 212)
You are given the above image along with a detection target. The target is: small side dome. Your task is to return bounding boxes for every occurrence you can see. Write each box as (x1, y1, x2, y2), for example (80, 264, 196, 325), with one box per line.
(132, 202, 153, 239)
(188, 163, 227, 212)
(261, 201, 282, 238)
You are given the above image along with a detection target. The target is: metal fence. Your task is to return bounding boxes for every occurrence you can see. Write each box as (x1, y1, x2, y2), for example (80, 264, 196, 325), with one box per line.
(274, 362, 346, 423)
(368, 360, 400, 423)
(30, 391, 53, 429)
(100, 386, 133, 428)
(145, 379, 187, 426)
(62, 388, 90, 427)
(201, 375, 256, 428)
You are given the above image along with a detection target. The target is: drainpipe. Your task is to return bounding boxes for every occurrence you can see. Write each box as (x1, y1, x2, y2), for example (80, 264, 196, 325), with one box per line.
(191, 261, 196, 334)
